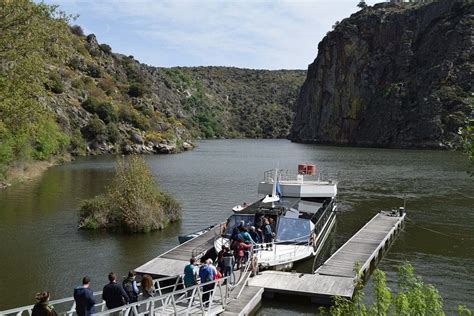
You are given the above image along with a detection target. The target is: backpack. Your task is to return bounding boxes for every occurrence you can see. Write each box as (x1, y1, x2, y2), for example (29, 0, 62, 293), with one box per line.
(199, 265, 212, 283)
(123, 279, 138, 302)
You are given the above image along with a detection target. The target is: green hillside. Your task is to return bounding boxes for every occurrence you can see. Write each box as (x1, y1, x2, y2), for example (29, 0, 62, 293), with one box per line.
(0, 0, 305, 182)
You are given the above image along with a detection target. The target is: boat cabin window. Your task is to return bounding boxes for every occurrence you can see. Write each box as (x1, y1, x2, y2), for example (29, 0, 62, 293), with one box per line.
(224, 215, 254, 235)
(275, 217, 311, 242)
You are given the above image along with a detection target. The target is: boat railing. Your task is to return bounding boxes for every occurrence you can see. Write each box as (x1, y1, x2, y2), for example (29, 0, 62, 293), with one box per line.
(262, 169, 338, 184)
(0, 275, 231, 316)
(254, 239, 314, 264)
(190, 224, 223, 259)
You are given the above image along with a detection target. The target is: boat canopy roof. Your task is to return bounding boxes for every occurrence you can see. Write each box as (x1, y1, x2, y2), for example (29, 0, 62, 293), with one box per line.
(237, 197, 325, 218)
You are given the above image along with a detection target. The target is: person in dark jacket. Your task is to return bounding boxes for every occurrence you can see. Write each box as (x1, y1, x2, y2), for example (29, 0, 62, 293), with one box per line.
(248, 226, 260, 244)
(102, 272, 129, 310)
(122, 271, 139, 303)
(73, 276, 96, 316)
(32, 291, 57, 316)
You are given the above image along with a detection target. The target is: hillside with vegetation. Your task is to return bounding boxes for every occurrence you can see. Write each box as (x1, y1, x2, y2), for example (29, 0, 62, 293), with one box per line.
(0, 0, 305, 184)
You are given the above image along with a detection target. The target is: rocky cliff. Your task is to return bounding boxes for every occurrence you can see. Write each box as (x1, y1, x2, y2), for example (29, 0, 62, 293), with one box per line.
(290, 0, 473, 148)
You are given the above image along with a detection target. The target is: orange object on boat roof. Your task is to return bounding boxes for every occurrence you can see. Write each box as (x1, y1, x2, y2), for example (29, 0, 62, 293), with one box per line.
(306, 164, 316, 175)
(298, 164, 307, 174)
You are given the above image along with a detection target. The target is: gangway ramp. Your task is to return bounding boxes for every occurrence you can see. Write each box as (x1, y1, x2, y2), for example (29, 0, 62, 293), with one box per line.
(135, 224, 222, 277)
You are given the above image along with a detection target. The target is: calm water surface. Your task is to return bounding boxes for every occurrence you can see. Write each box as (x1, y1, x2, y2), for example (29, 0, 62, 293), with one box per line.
(0, 140, 472, 312)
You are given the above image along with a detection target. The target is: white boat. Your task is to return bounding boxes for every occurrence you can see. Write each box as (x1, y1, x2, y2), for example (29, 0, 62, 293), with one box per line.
(214, 165, 338, 270)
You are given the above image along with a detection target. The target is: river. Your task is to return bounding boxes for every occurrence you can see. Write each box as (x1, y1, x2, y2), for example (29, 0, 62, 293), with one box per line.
(0, 139, 472, 312)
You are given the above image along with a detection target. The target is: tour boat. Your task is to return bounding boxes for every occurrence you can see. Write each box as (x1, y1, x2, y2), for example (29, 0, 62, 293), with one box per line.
(214, 165, 338, 270)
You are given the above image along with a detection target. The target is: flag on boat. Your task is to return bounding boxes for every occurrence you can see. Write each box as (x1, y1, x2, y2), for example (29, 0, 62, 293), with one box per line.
(276, 177, 282, 197)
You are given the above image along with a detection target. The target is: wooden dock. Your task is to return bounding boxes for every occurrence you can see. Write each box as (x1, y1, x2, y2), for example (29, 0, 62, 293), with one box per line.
(315, 211, 405, 280)
(135, 225, 222, 277)
(134, 212, 405, 313)
(230, 211, 405, 312)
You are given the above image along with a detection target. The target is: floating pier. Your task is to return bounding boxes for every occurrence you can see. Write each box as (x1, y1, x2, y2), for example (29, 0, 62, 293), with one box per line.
(135, 224, 222, 277)
(232, 211, 406, 313)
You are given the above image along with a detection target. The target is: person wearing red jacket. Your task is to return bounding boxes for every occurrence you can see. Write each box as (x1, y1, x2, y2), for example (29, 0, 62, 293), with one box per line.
(233, 237, 253, 269)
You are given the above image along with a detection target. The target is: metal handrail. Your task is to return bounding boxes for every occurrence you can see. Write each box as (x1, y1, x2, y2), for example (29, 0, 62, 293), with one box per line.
(0, 274, 228, 316)
(262, 169, 339, 183)
(228, 252, 253, 292)
(93, 276, 230, 315)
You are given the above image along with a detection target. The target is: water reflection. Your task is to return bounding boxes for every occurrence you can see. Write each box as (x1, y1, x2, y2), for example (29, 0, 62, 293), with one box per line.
(0, 140, 472, 312)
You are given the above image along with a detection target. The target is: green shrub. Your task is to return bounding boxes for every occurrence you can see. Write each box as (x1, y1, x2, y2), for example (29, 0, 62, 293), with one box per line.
(325, 262, 471, 316)
(194, 111, 223, 138)
(106, 122, 121, 143)
(86, 63, 101, 78)
(68, 56, 84, 70)
(81, 114, 106, 140)
(128, 83, 148, 97)
(78, 156, 182, 232)
(0, 123, 14, 177)
(118, 105, 150, 130)
(98, 78, 116, 95)
(46, 71, 64, 94)
(69, 128, 86, 155)
(99, 43, 112, 54)
(81, 97, 117, 123)
(31, 118, 70, 160)
(71, 77, 85, 89)
(79, 195, 110, 229)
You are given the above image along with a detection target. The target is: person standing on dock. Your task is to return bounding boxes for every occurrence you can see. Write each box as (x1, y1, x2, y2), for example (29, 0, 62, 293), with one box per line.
(222, 247, 235, 283)
(102, 272, 129, 312)
(73, 276, 95, 316)
(199, 259, 216, 307)
(234, 236, 253, 269)
(122, 271, 139, 303)
(31, 292, 57, 316)
(184, 257, 198, 288)
(140, 274, 155, 299)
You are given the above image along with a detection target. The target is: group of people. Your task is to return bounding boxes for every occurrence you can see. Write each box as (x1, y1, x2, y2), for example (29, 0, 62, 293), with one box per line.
(183, 257, 224, 306)
(31, 271, 156, 316)
(31, 258, 235, 316)
(29, 217, 277, 316)
(228, 217, 275, 267)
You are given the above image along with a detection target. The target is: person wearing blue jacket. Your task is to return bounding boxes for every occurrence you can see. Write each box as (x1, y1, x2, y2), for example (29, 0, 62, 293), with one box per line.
(73, 276, 96, 316)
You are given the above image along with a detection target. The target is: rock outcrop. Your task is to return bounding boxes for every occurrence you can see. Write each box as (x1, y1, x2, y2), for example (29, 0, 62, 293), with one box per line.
(290, 0, 473, 148)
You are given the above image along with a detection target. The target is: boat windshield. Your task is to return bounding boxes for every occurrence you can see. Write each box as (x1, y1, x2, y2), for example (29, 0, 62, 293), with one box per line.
(275, 217, 311, 242)
(224, 215, 254, 235)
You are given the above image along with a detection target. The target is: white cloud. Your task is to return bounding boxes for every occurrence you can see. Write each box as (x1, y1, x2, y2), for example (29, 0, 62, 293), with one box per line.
(46, 0, 382, 69)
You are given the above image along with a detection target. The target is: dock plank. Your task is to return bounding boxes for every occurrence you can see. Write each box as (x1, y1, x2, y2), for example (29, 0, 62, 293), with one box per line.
(247, 271, 355, 298)
(135, 225, 222, 276)
(316, 212, 404, 279)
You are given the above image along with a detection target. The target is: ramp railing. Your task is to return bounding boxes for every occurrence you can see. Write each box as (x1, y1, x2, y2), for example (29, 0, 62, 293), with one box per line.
(0, 275, 230, 316)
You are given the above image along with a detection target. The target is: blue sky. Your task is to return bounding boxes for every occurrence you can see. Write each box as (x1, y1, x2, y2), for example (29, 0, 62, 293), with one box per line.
(45, 0, 380, 70)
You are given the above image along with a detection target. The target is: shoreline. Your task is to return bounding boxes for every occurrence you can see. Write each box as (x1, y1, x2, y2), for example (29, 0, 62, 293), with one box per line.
(0, 156, 71, 190)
